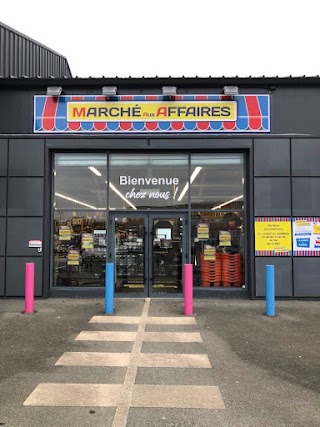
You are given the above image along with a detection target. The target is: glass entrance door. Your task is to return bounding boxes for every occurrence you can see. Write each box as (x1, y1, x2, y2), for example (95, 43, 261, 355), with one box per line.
(110, 213, 187, 296)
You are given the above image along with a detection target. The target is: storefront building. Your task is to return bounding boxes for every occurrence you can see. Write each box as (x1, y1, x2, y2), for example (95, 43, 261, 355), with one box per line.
(1, 76, 320, 299)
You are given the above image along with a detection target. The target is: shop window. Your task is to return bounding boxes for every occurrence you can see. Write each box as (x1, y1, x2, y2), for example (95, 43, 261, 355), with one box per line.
(190, 154, 244, 210)
(192, 211, 245, 288)
(53, 211, 106, 287)
(109, 154, 188, 209)
(54, 154, 107, 210)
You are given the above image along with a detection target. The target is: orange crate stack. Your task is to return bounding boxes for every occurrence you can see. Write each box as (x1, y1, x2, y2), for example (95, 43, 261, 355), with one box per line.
(200, 253, 222, 287)
(221, 253, 242, 287)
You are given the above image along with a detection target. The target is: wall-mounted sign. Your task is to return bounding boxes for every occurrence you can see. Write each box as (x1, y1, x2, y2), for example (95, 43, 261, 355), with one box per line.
(34, 94, 270, 133)
(28, 240, 42, 248)
(255, 217, 292, 256)
(293, 217, 320, 256)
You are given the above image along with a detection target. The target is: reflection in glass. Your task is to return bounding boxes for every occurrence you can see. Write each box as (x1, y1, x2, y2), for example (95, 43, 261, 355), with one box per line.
(114, 217, 145, 293)
(109, 154, 188, 209)
(152, 218, 183, 294)
(54, 154, 107, 210)
(191, 153, 244, 210)
(53, 211, 106, 287)
(191, 211, 245, 288)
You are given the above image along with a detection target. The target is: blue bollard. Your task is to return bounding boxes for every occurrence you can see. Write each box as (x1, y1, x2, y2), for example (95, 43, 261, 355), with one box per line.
(265, 265, 275, 316)
(105, 263, 114, 315)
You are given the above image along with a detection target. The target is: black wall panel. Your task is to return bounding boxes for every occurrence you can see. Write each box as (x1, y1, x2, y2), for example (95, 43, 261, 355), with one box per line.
(255, 258, 293, 297)
(0, 258, 4, 296)
(292, 139, 320, 176)
(6, 218, 43, 256)
(0, 217, 5, 255)
(0, 139, 7, 175)
(0, 178, 6, 216)
(9, 139, 44, 176)
(254, 178, 291, 216)
(6, 257, 42, 296)
(293, 258, 320, 297)
(7, 178, 44, 216)
(254, 138, 290, 176)
(292, 178, 320, 216)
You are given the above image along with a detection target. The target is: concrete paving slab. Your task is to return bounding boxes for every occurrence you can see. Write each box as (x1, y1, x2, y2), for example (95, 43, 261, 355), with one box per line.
(23, 383, 123, 407)
(75, 331, 137, 341)
(143, 332, 202, 342)
(131, 385, 225, 409)
(139, 353, 211, 368)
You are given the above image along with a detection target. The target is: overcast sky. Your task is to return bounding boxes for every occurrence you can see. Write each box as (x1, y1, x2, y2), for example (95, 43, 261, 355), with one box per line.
(1, 0, 319, 78)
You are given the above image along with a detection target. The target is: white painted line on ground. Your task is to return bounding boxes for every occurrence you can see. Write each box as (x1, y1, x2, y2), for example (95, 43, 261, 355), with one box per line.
(139, 353, 212, 368)
(55, 352, 131, 367)
(89, 316, 140, 324)
(75, 331, 137, 341)
(90, 315, 196, 325)
(143, 332, 202, 342)
(111, 298, 150, 427)
(147, 317, 197, 325)
(23, 383, 122, 407)
(131, 385, 225, 409)
(55, 352, 211, 368)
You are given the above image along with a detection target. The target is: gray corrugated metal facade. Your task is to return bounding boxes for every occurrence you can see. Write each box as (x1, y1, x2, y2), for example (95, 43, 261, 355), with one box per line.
(0, 22, 71, 77)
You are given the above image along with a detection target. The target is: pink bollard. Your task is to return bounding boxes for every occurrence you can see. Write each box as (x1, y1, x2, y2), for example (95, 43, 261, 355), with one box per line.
(25, 263, 35, 314)
(184, 264, 193, 316)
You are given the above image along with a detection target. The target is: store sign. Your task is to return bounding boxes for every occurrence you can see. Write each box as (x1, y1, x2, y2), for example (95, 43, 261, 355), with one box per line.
(255, 217, 292, 256)
(293, 217, 320, 256)
(67, 100, 236, 122)
(120, 175, 179, 201)
(34, 94, 270, 133)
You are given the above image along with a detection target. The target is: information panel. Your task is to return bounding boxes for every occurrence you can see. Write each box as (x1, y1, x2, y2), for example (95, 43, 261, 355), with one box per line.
(255, 217, 292, 256)
(293, 217, 320, 256)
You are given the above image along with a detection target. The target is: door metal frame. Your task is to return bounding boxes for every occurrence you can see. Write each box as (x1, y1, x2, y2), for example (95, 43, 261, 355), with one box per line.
(148, 212, 187, 297)
(109, 211, 188, 297)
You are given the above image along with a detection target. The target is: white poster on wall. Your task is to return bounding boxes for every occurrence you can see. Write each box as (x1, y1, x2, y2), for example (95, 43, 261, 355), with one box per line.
(293, 218, 320, 255)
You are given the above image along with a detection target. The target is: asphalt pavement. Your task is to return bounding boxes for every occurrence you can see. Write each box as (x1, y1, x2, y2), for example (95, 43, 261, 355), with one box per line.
(0, 297, 319, 427)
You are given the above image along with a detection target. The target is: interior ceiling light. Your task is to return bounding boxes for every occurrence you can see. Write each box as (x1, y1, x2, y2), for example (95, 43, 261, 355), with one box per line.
(47, 86, 63, 96)
(55, 193, 97, 210)
(177, 166, 202, 202)
(88, 166, 102, 177)
(211, 195, 243, 211)
(106, 181, 137, 210)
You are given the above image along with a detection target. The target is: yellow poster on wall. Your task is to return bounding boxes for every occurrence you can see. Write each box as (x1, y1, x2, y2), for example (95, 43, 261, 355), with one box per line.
(255, 218, 292, 255)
